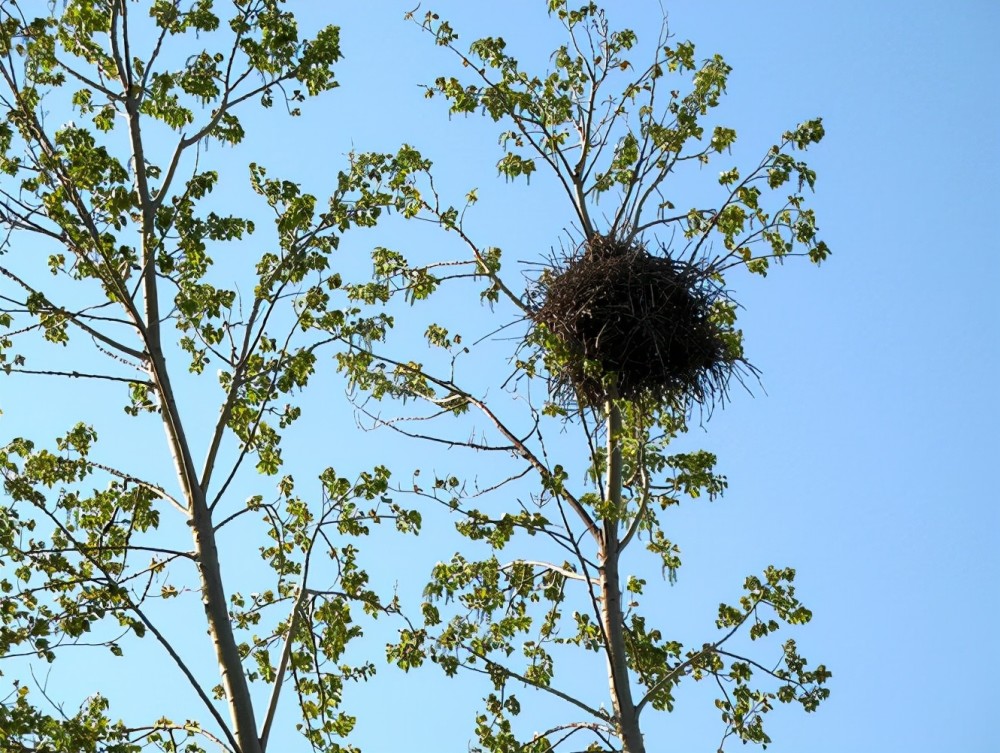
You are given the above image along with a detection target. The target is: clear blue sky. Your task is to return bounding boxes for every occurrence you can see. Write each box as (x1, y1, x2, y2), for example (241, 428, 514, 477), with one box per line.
(2, 2, 997, 752)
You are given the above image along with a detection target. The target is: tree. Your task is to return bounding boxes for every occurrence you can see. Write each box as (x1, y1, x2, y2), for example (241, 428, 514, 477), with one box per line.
(340, 4, 831, 752)
(0, 2, 829, 753)
(0, 2, 417, 751)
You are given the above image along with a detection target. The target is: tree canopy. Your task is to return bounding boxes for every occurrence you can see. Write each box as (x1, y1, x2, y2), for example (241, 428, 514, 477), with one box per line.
(0, 2, 829, 752)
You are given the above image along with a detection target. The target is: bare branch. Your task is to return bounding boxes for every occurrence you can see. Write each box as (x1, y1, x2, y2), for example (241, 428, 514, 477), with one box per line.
(500, 560, 598, 585)
(3, 367, 148, 385)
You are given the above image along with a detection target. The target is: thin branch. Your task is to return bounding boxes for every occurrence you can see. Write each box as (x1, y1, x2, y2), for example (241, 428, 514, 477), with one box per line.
(212, 505, 255, 532)
(553, 495, 607, 643)
(87, 460, 187, 514)
(362, 409, 519, 453)
(634, 597, 759, 716)
(26, 494, 238, 750)
(420, 197, 526, 313)
(201, 275, 293, 494)
(0, 265, 146, 361)
(27, 544, 193, 560)
(715, 648, 801, 685)
(131, 602, 239, 752)
(53, 55, 119, 100)
(258, 586, 307, 752)
(127, 724, 232, 753)
(154, 67, 303, 212)
(500, 560, 598, 585)
(357, 347, 602, 540)
(468, 650, 608, 722)
(3, 367, 148, 385)
(619, 457, 651, 552)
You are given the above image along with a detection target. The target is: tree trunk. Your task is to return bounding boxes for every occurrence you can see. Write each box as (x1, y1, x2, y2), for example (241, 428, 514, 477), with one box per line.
(600, 551, 646, 753)
(120, 42, 263, 750)
(601, 396, 646, 753)
(151, 351, 263, 753)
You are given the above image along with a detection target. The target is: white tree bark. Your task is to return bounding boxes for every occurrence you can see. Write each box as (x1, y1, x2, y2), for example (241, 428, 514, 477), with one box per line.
(602, 397, 646, 753)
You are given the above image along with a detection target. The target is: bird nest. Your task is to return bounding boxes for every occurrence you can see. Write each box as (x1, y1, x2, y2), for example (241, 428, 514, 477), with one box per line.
(528, 234, 746, 408)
